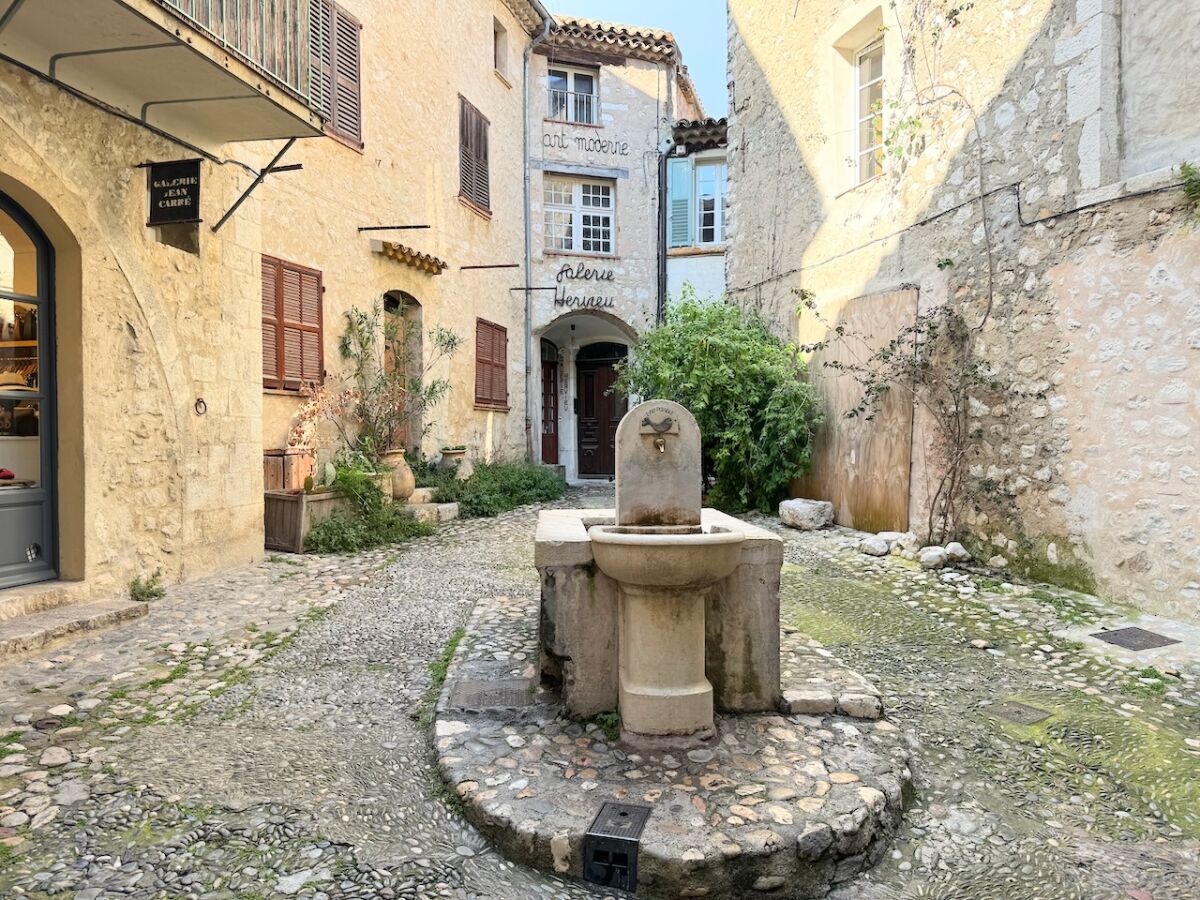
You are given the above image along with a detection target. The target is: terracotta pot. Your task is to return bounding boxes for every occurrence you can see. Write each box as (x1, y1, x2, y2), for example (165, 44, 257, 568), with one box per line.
(382, 448, 415, 502)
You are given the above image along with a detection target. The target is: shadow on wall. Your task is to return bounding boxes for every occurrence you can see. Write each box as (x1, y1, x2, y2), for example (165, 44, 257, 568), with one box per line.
(726, 0, 1200, 617)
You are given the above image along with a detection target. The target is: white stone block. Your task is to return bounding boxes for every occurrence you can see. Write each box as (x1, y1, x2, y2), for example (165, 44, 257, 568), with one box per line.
(779, 498, 834, 530)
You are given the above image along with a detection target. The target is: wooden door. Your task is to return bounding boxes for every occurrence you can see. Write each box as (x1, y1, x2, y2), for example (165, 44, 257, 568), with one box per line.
(541, 339, 559, 464)
(577, 344, 627, 477)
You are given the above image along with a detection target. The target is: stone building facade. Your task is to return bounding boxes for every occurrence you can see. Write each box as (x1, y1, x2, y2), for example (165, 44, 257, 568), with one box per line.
(0, 0, 552, 598)
(726, 0, 1200, 619)
(527, 17, 702, 481)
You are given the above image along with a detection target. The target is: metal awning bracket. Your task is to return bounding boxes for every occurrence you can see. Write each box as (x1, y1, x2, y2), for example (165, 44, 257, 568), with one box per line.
(211, 138, 300, 233)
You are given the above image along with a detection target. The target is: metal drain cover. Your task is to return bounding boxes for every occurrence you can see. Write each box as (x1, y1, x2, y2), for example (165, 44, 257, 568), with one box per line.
(448, 678, 533, 710)
(583, 802, 652, 892)
(1091, 626, 1180, 651)
(990, 701, 1051, 725)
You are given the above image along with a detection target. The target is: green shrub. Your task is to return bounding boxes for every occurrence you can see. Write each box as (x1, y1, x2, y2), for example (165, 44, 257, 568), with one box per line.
(433, 461, 565, 518)
(304, 503, 434, 553)
(615, 294, 822, 512)
(303, 463, 435, 553)
(129, 569, 166, 602)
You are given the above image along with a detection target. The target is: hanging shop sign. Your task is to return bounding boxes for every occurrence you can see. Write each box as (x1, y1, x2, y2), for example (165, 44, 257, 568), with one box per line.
(146, 159, 202, 226)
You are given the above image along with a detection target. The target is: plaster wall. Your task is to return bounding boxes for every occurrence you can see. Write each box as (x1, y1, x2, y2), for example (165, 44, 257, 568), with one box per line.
(667, 251, 726, 303)
(727, 0, 1200, 619)
(256, 0, 535, 466)
(0, 62, 265, 597)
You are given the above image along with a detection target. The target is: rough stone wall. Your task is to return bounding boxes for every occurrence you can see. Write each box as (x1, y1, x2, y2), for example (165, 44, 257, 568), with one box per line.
(0, 63, 264, 595)
(726, 0, 1200, 619)
(257, 0, 535, 464)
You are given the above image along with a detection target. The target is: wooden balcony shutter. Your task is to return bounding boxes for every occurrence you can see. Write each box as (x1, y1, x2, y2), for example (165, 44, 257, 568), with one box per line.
(310, 0, 362, 144)
(262, 256, 324, 391)
(475, 319, 507, 408)
(459, 98, 490, 211)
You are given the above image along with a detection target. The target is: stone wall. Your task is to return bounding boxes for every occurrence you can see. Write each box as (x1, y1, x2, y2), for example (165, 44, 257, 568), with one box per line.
(257, 0, 536, 465)
(0, 63, 264, 596)
(726, 0, 1200, 619)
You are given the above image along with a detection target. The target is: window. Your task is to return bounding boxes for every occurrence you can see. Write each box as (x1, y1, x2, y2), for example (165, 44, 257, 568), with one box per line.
(543, 177, 614, 255)
(855, 39, 884, 183)
(695, 161, 729, 244)
(262, 256, 323, 391)
(493, 18, 508, 79)
(547, 66, 598, 124)
(667, 157, 728, 247)
(310, 0, 363, 145)
(459, 97, 491, 213)
(475, 319, 508, 409)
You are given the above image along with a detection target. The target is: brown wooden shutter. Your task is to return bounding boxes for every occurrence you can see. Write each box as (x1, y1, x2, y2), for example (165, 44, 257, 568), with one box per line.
(263, 255, 323, 391)
(262, 257, 281, 388)
(308, 0, 333, 120)
(459, 98, 490, 211)
(475, 319, 507, 408)
(330, 3, 362, 143)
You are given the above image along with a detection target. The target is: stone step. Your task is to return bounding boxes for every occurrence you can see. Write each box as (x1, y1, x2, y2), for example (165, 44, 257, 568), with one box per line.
(0, 580, 90, 623)
(409, 502, 459, 525)
(407, 487, 436, 505)
(0, 599, 149, 663)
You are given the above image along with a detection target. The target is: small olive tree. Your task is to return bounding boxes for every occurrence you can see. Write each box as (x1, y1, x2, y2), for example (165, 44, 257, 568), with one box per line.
(616, 293, 822, 512)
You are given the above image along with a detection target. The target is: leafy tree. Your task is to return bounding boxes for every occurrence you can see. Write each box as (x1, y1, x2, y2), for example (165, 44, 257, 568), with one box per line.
(616, 291, 822, 512)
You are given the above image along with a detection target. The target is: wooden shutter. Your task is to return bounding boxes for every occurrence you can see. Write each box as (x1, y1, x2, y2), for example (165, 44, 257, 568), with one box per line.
(310, 0, 361, 144)
(308, 0, 333, 120)
(668, 157, 694, 247)
(263, 256, 323, 390)
(262, 258, 281, 388)
(459, 98, 490, 211)
(475, 319, 507, 408)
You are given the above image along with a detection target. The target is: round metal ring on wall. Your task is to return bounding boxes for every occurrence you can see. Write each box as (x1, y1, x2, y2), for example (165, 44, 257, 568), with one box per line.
(194, 398, 208, 416)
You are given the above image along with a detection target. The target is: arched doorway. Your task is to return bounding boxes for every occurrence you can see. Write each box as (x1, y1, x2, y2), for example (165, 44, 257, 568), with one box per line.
(383, 290, 423, 451)
(575, 341, 628, 478)
(0, 191, 56, 588)
(540, 338, 559, 464)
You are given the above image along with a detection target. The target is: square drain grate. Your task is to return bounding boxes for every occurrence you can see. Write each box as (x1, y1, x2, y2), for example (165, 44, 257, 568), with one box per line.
(990, 701, 1051, 725)
(1091, 626, 1181, 651)
(449, 678, 533, 710)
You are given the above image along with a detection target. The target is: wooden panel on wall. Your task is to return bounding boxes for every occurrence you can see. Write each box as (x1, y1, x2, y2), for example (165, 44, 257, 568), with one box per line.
(793, 289, 919, 533)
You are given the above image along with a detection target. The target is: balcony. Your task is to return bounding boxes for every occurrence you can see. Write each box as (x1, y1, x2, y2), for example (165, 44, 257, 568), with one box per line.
(548, 89, 598, 126)
(0, 0, 322, 148)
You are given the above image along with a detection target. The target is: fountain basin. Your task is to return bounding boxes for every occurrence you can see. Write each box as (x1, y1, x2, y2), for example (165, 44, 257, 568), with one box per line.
(589, 524, 746, 740)
(588, 524, 745, 587)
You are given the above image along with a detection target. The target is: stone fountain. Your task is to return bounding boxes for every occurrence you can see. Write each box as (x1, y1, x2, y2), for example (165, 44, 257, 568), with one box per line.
(433, 399, 911, 898)
(537, 399, 784, 736)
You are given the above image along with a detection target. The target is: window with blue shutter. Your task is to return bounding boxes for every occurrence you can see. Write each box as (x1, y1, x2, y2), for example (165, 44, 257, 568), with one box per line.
(667, 157, 693, 248)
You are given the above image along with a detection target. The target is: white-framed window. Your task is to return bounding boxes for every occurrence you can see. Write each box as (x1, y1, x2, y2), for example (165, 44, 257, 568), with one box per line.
(543, 177, 615, 255)
(694, 161, 729, 244)
(854, 38, 884, 183)
(547, 65, 598, 124)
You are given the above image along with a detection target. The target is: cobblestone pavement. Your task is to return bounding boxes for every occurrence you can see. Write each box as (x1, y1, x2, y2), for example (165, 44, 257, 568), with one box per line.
(1, 489, 1198, 899)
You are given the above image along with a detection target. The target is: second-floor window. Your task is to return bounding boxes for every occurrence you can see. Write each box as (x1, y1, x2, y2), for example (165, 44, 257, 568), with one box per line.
(695, 161, 729, 244)
(668, 157, 728, 247)
(544, 177, 614, 255)
(262, 256, 323, 391)
(310, 0, 363, 145)
(855, 38, 884, 183)
(459, 97, 491, 213)
(547, 66, 598, 125)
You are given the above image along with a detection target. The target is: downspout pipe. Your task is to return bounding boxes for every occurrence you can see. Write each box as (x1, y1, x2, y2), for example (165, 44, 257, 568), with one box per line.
(523, 9, 554, 462)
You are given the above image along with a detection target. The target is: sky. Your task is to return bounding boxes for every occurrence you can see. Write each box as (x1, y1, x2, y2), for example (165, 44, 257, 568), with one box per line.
(551, 1, 729, 117)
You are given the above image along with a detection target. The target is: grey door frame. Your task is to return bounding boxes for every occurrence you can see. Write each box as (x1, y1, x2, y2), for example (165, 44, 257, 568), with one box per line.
(0, 190, 57, 589)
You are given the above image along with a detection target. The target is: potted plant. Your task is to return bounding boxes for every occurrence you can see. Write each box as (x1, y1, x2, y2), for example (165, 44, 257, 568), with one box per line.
(289, 298, 462, 502)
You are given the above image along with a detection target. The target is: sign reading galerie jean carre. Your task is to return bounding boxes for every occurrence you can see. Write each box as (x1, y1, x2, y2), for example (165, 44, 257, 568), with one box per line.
(146, 159, 202, 226)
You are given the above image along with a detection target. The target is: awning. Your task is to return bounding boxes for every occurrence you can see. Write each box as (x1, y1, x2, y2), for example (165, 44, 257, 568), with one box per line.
(0, 0, 322, 149)
(371, 240, 448, 276)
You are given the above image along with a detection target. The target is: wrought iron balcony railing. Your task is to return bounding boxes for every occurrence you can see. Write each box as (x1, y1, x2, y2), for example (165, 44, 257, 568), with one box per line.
(154, 0, 310, 101)
(548, 89, 598, 125)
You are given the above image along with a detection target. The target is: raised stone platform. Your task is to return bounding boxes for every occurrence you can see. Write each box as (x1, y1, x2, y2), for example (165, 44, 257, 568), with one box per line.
(434, 594, 912, 899)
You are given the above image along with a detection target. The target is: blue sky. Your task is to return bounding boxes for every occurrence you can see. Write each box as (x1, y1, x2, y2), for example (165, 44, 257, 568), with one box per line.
(552, 1, 729, 116)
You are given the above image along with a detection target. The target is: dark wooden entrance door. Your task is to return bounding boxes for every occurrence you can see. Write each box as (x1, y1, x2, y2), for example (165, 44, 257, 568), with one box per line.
(576, 342, 627, 478)
(541, 339, 559, 464)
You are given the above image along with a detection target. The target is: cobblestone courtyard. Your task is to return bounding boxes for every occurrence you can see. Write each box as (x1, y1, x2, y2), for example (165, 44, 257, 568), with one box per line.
(1, 486, 1199, 899)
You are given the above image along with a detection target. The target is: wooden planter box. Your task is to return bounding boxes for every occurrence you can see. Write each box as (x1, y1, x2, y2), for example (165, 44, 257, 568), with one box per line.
(264, 489, 349, 553)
